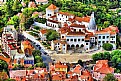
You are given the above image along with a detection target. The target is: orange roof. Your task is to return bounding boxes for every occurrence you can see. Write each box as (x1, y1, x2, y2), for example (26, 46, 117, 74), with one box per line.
(52, 74, 62, 80)
(48, 19, 60, 23)
(58, 11, 74, 16)
(94, 60, 114, 74)
(95, 30, 110, 34)
(50, 15, 56, 18)
(0, 56, 11, 64)
(70, 23, 85, 28)
(55, 64, 67, 68)
(22, 40, 33, 49)
(40, 29, 47, 34)
(59, 26, 72, 34)
(47, 4, 57, 10)
(73, 64, 82, 74)
(67, 32, 85, 36)
(75, 16, 90, 22)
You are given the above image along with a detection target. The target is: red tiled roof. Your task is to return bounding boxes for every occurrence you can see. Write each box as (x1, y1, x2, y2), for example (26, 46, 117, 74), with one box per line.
(48, 19, 60, 24)
(94, 60, 114, 74)
(59, 26, 72, 34)
(67, 32, 85, 36)
(52, 74, 62, 80)
(55, 63, 67, 68)
(8, 44, 18, 50)
(75, 16, 90, 22)
(70, 23, 85, 28)
(50, 15, 56, 18)
(40, 29, 47, 34)
(73, 64, 82, 74)
(58, 11, 74, 16)
(47, 4, 57, 10)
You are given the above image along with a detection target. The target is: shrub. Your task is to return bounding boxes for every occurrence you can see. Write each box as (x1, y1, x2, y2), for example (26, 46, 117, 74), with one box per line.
(102, 43, 113, 51)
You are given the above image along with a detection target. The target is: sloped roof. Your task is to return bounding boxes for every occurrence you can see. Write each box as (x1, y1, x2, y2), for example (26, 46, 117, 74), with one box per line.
(47, 4, 57, 10)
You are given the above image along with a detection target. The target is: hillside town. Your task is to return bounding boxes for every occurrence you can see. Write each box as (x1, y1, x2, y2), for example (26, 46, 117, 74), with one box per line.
(0, 0, 121, 81)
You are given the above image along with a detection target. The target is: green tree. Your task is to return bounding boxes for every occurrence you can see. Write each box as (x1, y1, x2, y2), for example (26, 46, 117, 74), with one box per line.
(0, 60, 8, 71)
(102, 43, 113, 51)
(35, 55, 43, 63)
(32, 50, 41, 56)
(46, 29, 59, 41)
(103, 73, 117, 81)
(12, 0, 22, 13)
(7, 15, 20, 29)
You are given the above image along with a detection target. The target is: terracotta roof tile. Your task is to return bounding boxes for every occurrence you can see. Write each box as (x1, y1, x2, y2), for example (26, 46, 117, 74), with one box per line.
(70, 23, 85, 28)
(50, 15, 56, 18)
(58, 11, 74, 16)
(55, 63, 67, 68)
(94, 60, 114, 74)
(48, 19, 60, 24)
(59, 26, 72, 34)
(40, 29, 47, 34)
(67, 32, 85, 36)
(47, 4, 57, 10)
(75, 16, 90, 22)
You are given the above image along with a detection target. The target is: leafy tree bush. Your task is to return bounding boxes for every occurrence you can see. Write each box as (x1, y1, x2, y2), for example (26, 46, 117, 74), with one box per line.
(32, 50, 41, 56)
(102, 43, 113, 51)
(35, 18, 46, 24)
(46, 29, 59, 41)
(103, 73, 117, 81)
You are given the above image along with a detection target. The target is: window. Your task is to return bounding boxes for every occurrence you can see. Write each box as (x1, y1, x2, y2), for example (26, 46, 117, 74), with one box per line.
(62, 15, 63, 17)
(86, 43, 88, 45)
(63, 44, 65, 46)
(66, 16, 67, 18)
(98, 41, 101, 43)
(50, 14, 51, 16)
(74, 29, 76, 32)
(74, 39, 76, 42)
(67, 39, 69, 41)
(82, 39, 84, 41)
(103, 36, 105, 39)
(60, 18, 61, 20)
(78, 39, 80, 41)
(106, 41, 108, 43)
(102, 41, 105, 43)
(62, 36, 64, 38)
(79, 29, 81, 32)
(48, 14, 49, 16)
(71, 39, 73, 41)
(99, 36, 101, 39)
(107, 36, 109, 38)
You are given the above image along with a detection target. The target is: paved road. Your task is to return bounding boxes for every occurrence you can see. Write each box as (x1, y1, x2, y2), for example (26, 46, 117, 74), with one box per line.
(22, 31, 53, 68)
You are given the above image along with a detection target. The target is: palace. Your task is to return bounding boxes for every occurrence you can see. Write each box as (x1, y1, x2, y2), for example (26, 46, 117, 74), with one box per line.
(45, 4, 118, 53)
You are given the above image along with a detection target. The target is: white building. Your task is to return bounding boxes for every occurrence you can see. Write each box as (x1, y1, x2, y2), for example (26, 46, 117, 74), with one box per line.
(35, 0, 48, 5)
(51, 40, 67, 53)
(39, 29, 47, 41)
(46, 4, 59, 19)
(2, 25, 18, 57)
(45, 4, 117, 53)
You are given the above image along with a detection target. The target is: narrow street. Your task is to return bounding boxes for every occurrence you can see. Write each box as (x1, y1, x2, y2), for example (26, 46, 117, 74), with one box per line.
(22, 31, 53, 68)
